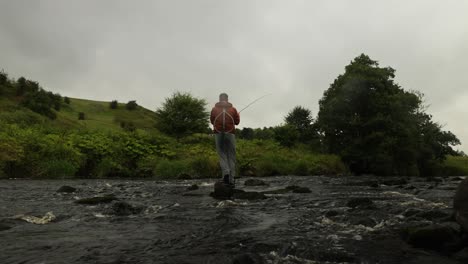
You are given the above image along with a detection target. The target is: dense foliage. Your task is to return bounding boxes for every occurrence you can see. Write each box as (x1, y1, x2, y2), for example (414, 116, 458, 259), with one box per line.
(316, 54, 460, 176)
(155, 92, 209, 138)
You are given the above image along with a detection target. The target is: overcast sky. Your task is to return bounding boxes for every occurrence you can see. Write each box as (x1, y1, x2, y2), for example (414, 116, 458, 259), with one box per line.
(1, 0, 467, 151)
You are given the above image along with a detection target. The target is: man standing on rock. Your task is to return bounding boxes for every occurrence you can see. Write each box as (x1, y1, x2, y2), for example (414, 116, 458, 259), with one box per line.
(210, 93, 240, 188)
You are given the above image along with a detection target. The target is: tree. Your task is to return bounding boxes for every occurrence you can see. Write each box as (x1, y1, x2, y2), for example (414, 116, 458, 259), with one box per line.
(110, 100, 118, 109)
(64, 97, 71, 105)
(78, 112, 85, 120)
(316, 54, 459, 176)
(273, 125, 299, 147)
(240, 127, 255, 140)
(285, 106, 317, 142)
(0, 71, 7, 85)
(16, 77, 27, 96)
(126, 100, 138, 110)
(155, 92, 209, 138)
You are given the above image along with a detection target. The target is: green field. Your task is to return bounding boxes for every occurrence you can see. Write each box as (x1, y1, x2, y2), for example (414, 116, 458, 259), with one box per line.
(57, 98, 157, 131)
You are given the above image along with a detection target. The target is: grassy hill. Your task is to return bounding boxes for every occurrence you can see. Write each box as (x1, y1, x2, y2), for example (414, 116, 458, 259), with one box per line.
(0, 79, 157, 132)
(58, 98, 157, 131)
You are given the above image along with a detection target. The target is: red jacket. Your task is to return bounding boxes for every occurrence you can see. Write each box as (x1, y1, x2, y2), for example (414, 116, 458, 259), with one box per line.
(210, 101, 240, 133)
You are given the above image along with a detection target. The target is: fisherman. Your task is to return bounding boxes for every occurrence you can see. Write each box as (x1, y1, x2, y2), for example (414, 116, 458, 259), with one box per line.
(210, 93, 240, 188)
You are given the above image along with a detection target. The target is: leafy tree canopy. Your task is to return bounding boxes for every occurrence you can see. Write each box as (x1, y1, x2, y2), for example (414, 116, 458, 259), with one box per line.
(317, 54, 459, 176)
(155, 92, 209, 138)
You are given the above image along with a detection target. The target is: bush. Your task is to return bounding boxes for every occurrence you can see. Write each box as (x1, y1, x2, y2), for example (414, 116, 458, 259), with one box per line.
(94, 157, 131, 178)
(136, 155, 160, 177)
(155, 92, 209, 138)
(38, 159, 78, 178)
(126, 100, 138, 110)
(154, 159, 191, 179)
(64, 97, 71, 104)
(190, 155, 220, 178)
(78, 112, 85, 120)
(110, 100, 118, 109)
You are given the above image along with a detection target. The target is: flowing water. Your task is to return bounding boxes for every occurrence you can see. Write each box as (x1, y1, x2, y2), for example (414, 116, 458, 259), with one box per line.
(0, 175, 464, 264)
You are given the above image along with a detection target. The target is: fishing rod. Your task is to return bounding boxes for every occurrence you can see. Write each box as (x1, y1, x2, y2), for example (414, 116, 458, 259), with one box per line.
(238, 93, 272, 113)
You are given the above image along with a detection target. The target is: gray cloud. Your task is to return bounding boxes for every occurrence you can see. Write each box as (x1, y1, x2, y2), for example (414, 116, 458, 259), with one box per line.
(1, 0, 467, 151)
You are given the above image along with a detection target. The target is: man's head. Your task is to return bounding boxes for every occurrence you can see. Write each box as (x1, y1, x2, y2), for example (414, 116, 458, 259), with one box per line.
(219, 93, 228, 102)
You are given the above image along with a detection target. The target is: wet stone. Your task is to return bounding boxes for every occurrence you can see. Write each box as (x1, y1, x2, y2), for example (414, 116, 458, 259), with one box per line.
(403, 208, 422, 217)
(346, 198, 376, 209)
(56, 186, 76, 193)
(403, 224, 460, 253)
(454, 177, 468, 231)
(286, 185, 311, 193)
(453, 247, 468, 262)
(75, 195, 117, 205)
(232, 253, 264, 264)
(325, 210, 340, 217)
(0, 223, 12, 231)
(187, 184, 199, 191)
(210, 181, 234, 200)
(233, 190, 267, 200)
(352, 217, 377, 227)
(382, 178, 408, 186)
(110, 201, 144, 216)
(244, 179, 268, 186)
(413, 209, 451, 221)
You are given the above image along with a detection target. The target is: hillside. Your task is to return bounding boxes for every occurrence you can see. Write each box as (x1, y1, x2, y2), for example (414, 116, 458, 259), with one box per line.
(0, 78, 157, 132)
(58, 98, 157, 131)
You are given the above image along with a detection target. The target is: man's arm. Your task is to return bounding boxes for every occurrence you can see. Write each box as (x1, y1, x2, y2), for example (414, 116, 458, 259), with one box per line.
(233, 107, 240, 125)
(210, 108, 216, 124)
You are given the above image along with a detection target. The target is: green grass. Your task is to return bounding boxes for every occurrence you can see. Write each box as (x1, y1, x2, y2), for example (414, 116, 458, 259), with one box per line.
(58, 98, 157, 131)
(0, 89, 157, 132)
(443, 155, 468, 176)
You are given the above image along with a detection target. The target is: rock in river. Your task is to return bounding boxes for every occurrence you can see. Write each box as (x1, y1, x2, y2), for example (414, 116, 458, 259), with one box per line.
(403, 224, 460, 252)
(244, 179, 268, 186)
(454, 177, 468, 232)
(211, 181, 234, 199)
(211, 182, 266, 200)
(0, 223, 12, 231)
(187, 184, 199, 191)
(346, 197, 376, 209)
(75, 195, 117, 205)
(56, 186, 76, 193)
(110, 201, 144, 216)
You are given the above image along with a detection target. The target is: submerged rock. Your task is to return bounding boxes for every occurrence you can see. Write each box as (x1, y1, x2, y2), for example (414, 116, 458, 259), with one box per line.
(56, 186, 76, 193)
(232, 253, 264, 264)
(346, 198, 375, 209)
(413, 210, 451, 221)
(261, 185, 311, 195)
(210, 182, 267, 200)
(244, 179, 268, 186)
(187, 184, 199, 191)
(453, 247, 468, 262)
(210, 181, 234, 199)
(403, 224, 460, 252)
(75, 195, 117, 205)
(352, 216, 377, 227)
(382, 178, 408, 186)
(289, 186, 311, 193)
(233, 190, 267, 200)
(110, 201, 144, 216)
(454, 178, 468, 232)
(0, 223, 12, 231)
(325, 210, 340, 217)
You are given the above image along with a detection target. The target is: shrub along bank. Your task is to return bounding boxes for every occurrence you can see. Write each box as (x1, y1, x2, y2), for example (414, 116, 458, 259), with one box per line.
(0, 123, 347, 179)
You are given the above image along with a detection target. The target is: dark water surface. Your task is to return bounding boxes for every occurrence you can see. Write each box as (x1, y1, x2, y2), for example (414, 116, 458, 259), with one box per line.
(0, 176, 463, 264)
